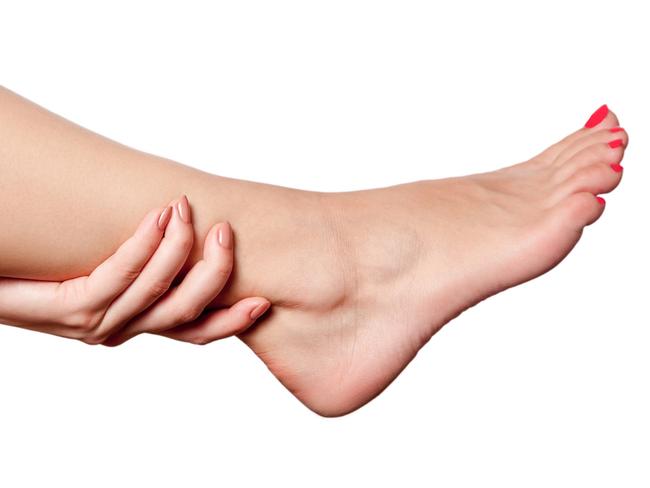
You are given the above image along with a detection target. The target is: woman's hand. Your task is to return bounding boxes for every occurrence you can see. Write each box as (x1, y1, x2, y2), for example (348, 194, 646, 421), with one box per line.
(0, 195, 270, 346)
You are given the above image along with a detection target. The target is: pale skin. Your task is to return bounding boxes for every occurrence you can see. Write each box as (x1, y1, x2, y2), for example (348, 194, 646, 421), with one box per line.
(0, 196, 271, 345)
(0, 87, 627, 416)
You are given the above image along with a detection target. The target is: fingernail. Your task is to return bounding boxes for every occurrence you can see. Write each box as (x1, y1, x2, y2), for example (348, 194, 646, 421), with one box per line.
(610, 162, 623, 173)
(596, 196, 606, 205)
(584, 104, 608, 128)
(217, 222, 233, 249)
(250, 301, 270, 320)
(608, 139, 623, 148)
(157, 206, 173, 230)
(610, 127, 624, 133)
(177, 195, 191, 223)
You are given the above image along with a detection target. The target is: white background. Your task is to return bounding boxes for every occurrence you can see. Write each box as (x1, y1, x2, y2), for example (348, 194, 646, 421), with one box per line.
(1, 1, 648, 486)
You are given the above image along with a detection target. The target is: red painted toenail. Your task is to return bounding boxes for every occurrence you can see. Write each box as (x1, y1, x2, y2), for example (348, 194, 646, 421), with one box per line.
(608, 139, 623, 148)
(585, 104, 608, 128)
(610, 162, 623, 172)
(610, 127, 624, 133)
(596, 196, 606, 205)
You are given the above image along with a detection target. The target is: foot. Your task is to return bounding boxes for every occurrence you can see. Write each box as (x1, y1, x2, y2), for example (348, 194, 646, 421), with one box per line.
(239, 105, 627, 416)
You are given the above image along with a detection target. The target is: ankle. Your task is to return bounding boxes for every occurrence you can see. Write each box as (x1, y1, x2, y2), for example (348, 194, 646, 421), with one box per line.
(323, 187, 426, 321)
(311, 192, 364, 312)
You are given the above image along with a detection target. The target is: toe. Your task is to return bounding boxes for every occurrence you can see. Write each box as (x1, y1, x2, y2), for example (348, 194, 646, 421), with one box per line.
(552, 159, 623, 205)
(549, 192, 606, 231)
(537, 105, 621, 163)
(583, 104, 620, 130)
(554, 138, 625, 182)
(553, 127, 628, 166)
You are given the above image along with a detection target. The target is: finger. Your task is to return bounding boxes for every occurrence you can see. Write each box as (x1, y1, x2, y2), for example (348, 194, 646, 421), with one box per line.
(83, 206, 172, 308)
(0, 206, 171, 338)
(156, 297, 270, 345)
(94, 195, 194, 338)
(103, 221, 235, 345)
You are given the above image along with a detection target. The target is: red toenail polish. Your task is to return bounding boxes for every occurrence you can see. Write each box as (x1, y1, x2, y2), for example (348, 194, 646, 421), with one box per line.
(596, 196, 606, 205)
(584, 104, 608, 128)
(610, 162, 623, 172)
(608, 139, 623, 148)
(610, 127, 624, 133)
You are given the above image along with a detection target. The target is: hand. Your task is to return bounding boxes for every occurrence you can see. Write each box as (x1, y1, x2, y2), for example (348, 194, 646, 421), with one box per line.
(0, 195, 270, 346)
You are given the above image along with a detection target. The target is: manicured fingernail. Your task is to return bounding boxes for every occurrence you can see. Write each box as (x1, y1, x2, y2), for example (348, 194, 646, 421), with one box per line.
(217, 221, 233, 249)
(584, 104, 608, 128)
(250, 301, 270, 320)
(610, 162, 623, 173)
(177, 195, 191, 223)
(596, 196, 606, 205)
(610, 127, 624, 133)
(608, 139, 623, 148)
(157, 206, 173, 230)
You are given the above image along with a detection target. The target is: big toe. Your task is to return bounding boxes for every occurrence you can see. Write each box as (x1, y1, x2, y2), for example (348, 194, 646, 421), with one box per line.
(583, 104, 620, 130)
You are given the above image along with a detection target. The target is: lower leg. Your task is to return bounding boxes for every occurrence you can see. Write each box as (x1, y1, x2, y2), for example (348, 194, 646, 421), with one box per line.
(0, 87, 340, 308)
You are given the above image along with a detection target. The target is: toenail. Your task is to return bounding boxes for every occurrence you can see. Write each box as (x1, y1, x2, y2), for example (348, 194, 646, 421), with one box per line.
(610, 127, 624, 133)
(596, 196, 606, 205)
(585, 104, 608, 128)
(610, 163, 623, 172)
(608, 139, 623, 148)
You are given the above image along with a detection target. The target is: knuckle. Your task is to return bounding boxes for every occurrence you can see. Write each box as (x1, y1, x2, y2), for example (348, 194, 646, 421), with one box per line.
(147, 279, 172, 298)
(592, 143, 609, 158)
(214, 267, 232, 283)
(142, 235, 161, 254)
(176, 306, 203, 324)
(212, 262, 233, 281)
(64, 307, 104, 334)
(81, 333, 106, 346)
(588, 163, 609, 179)
(77, 321, 109, 345)
(115, 262, 142, 282)
(574, 165, 599, 184)
(190, 336, 210, 346)
(172, 232, 194, 251)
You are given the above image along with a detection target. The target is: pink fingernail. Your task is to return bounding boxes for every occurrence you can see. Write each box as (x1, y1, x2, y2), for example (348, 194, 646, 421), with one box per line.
(250, 301, 270, 320)
(610, 162, 623, 173)
(610, 127, 624, 133)
(596, 196, 606, 205)
(177, 195, 192, 223)
(608, 139, 623, 148)
(217, 222, 233, 249)
(157, 206, 173, 230)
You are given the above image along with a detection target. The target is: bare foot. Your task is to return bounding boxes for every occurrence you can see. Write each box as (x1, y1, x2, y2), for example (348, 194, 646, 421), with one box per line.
(240, 105, 627, 416)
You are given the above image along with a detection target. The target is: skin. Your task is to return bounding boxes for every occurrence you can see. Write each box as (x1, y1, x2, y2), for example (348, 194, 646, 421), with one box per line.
(0, 196, 270, 345)
(0, 87, 628, 416)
